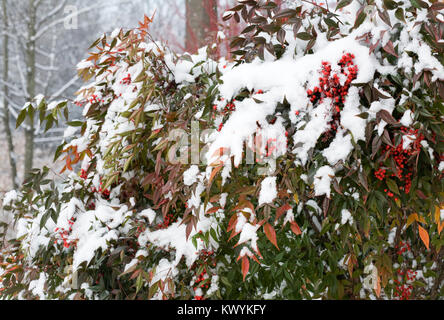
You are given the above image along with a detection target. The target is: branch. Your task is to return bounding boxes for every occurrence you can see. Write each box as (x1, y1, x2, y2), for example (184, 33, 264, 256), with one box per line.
(36, 0, 68, 29)
(301, 0, 344, 25)
(48, 75, 79, 100)
(35, 62, 58, 72)
(32, 1, 112, 41)
(12, 42, 28, 98)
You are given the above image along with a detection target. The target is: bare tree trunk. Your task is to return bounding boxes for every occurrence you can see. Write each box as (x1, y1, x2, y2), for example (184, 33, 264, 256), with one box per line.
(24, 0, 37, 179)
(185, 0, 218, 53)
(2, 0, 18, 189)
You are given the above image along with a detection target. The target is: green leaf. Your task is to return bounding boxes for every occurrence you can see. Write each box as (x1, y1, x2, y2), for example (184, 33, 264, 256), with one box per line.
(102, 174, 118, 192)
(27, 105, 35, 123)
(395, 8, 405, 22)
(261, 2, 277, 10)
(123, 155, 135, 173)
(148, 281, 159, 299)
(273, 9, 297, 19)
(40, 211, 51, 230)
(336, 0, 353, 11)
(191, 233, 197, 249)
(324, 18, 338, 28)
(44, 115, 54, 132)
(135, 273, 143, 294)
(353, 11, 366, 30)
(296, 32, 312, 41)
(16, 108, 28, 128)
(410, 0, 428, 9)
(383, 0, 398, 10)
(88, 36, 102, 49)
(386, 178, 400, 195)
(356, 112, 369, 119)
(67, 121, 84, 127)
(54, 143, 66, 161)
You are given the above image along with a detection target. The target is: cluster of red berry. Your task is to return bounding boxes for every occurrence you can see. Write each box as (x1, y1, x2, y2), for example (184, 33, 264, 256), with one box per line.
(192, 249, 216, 300)
(54, 218, 77, 249)
(307, 53, 358, 109)
(393, 270, 417, 300)
(213, 89, 264, 132)
(376, 127, 424, 194)
(374, 168, 386, 181)
(156, 213, 175, 230)
(264, 138, 277, 158)
(74, 100, 84, 107)
(393, 241, 417, 300)
(383, 188, 398, 201)
(400, 127, 424, 150)
(91, 181, 111, 199)
(80, 169, 88, 180)
(213, 98, 238, 132)
(135, 220, 146, 237)
(120, 73, 132, 85)
(306, 53, 358, 143)
(395, 240, 411, 255)
(79, 170, 110, 199)
(88, 94, 105, 104)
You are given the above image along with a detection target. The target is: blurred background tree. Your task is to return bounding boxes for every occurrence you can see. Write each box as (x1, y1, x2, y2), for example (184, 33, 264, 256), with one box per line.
(185, 0, 218, 53)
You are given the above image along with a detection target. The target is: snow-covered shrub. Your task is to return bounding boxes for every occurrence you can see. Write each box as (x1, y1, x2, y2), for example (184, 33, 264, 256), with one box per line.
(1, 1, 444, 300)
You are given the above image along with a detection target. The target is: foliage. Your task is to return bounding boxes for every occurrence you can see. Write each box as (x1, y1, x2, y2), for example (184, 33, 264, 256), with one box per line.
(1, 0, 444, 300)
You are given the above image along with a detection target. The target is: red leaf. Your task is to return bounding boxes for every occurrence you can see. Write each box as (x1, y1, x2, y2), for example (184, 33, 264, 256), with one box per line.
(377, 109, 397, 125)
(276, 203, 292, 222)
(251, 254, 261, 265)
(416, 189, 428, 200)
(264, 223, 279, 250)
(209, 165, 223, 185)
(254, 246, 263, 260)
(383, 40, 398, 57)
(241, 256, 250, 281)
(206, 206, 222, 215)
(290, 221, 302, 235)
(227, 214, 238, 232)
(185, 222, 193, 241)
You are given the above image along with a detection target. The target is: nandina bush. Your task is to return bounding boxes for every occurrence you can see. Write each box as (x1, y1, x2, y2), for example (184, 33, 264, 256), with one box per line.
(1, 1, 444, 300)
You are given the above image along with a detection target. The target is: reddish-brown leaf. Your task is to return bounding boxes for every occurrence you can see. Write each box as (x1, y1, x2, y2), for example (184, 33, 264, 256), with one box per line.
(383, 40, 398, 57)
(264, 223, 279, 250)
(377, 109, 397, 125)
(276, 203, 292, 222)
(227, 214, 238, 232)
(290, 221, 302, 235)
(129, 269, 142, 280)
(206, 206, 222, 215)
(416, 189, 428, 200)
(185, 222, 193, 241)
(209, 165, 223, 185)
(241, 256, 250, 281)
